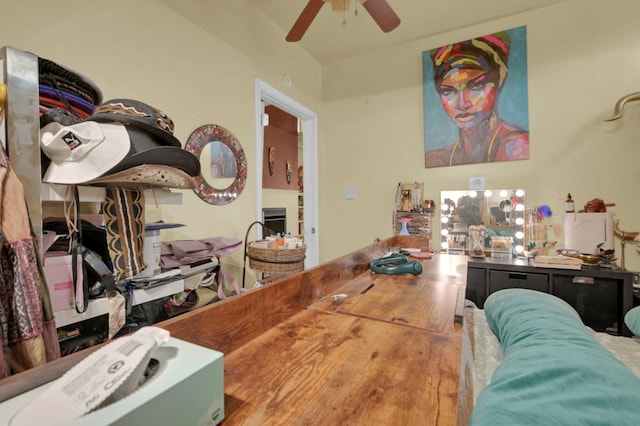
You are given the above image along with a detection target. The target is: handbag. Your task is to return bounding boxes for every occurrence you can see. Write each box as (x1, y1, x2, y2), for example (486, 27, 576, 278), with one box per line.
(46, 187, 120, 313)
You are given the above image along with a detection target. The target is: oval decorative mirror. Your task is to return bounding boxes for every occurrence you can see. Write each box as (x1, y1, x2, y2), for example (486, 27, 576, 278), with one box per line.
(185, 124, 247, 205)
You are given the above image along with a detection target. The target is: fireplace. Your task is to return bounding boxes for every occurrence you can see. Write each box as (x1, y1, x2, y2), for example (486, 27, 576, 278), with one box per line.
(262, 207, 286, 236)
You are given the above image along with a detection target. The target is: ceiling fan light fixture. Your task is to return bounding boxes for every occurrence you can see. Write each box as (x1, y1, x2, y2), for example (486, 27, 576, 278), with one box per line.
(326, 0, 350, 12)
(286, 0, 400, 42)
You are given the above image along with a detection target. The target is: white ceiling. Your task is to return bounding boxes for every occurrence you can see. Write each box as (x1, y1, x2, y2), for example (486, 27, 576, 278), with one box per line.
(165, 0, 568, 65)
(259, 0, 571, 64)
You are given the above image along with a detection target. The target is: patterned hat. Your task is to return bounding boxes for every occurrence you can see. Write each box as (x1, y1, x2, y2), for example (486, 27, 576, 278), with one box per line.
(89, 99, 181, 148)
(88, 164, 197, 190)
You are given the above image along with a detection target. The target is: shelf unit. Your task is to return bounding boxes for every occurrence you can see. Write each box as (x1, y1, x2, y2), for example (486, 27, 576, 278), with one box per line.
(54, 279, 184, 328)
(42, 183, 183, 204)
(1, 46, 187, 332)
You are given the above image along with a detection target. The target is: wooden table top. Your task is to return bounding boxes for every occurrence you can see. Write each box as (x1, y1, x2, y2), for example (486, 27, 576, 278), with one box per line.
(222, 254, 467, 425)
(0, 237, 467, 426)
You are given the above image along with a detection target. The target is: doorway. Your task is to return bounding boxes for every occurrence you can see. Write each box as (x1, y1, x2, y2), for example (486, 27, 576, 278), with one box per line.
(254, 78, 319, 267)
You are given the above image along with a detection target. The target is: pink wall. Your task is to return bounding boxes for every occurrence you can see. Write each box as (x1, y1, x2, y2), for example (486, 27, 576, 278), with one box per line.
(262, 106, 299, 190)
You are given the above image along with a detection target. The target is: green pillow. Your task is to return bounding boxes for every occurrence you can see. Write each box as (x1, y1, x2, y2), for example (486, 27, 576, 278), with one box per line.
(624, 305, 640, 337)
(470, 289, 640, 425)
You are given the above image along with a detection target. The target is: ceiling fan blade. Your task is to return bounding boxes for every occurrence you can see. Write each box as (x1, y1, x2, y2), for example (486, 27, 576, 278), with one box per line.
(286, 0, 325, 42)
(362, 0, 401, 33)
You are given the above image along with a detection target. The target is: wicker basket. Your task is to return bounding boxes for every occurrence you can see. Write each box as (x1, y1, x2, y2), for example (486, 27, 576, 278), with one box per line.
(247, 242, 306, 274)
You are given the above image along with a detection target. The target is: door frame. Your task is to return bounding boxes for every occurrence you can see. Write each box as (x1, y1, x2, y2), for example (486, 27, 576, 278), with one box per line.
(254, 78, 319, 268)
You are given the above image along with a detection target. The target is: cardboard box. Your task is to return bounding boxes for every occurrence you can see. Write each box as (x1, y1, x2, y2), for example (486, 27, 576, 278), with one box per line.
(43, 253, 82, 312)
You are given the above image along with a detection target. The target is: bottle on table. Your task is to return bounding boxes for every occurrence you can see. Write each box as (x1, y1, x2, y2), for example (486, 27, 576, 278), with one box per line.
(565, 193, 575, 213)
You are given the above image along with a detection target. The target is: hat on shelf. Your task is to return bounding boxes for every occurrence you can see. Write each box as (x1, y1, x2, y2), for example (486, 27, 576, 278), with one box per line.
(88, 164, 197, 189)
(38, 56, 103, 107)
(39, 107, 84, 179)
(38, 56, 103, 121)
(92, 124, 200, 178)
(40, 121, 131, 184)
(40, 107, 83, 128)
(89, 99, 182, 148)
(39, 85, 96, 119)
(40, 99, 201, 186)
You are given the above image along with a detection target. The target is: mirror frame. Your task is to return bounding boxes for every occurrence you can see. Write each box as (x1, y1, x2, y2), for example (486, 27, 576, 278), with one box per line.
(185, 124, 247, 205)
(440, 189, 526, 256)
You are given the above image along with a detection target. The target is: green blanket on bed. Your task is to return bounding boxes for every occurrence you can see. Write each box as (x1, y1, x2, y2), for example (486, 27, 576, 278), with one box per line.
(470, 289, 640, 426)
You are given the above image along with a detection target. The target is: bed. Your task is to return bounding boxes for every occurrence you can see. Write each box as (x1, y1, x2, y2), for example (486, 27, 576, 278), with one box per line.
(457, 288, 640, 425)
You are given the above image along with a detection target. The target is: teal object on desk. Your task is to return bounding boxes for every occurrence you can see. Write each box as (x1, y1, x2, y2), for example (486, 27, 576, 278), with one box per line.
(369, 254, 422, 275)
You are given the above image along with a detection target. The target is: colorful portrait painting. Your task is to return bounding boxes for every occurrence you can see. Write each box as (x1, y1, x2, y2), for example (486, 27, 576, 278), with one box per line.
(423, 26, 529, 168)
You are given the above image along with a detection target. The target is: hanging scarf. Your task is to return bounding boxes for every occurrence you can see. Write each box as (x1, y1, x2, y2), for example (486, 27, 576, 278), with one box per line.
(0, 145, 60, 377)
(102, 188, 146, 281)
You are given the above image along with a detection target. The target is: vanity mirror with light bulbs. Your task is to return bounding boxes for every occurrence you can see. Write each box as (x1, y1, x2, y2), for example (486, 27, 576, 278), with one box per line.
(440, 189, 526, 256)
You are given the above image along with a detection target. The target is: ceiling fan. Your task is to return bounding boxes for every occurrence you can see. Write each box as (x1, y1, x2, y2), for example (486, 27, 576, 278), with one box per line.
(286, 0, 401, 42)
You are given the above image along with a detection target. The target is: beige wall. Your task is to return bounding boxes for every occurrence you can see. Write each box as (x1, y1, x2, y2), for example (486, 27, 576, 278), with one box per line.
(0, 0, 321, 284)
(4, 0, 640, 278)
(321, 0, 640, 272)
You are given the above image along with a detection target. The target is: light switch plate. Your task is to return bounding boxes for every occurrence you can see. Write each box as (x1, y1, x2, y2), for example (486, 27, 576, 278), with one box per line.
(344, 187, 356, 200)
(468, 177, 485, 190)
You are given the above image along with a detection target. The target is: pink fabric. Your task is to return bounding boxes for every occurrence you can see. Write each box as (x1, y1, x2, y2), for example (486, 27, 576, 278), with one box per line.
(160, 237, 242, 268)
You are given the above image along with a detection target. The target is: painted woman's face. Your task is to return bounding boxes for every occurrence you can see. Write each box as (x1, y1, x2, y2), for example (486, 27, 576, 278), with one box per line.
(437, 68, 498, 130)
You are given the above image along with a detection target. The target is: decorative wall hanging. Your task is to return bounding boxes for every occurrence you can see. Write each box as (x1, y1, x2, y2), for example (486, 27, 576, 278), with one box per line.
(268, 146, 275, 176)
(286, 160, 292, 184)
(422, 25, 530, 168)
(185, 124, 247, 205)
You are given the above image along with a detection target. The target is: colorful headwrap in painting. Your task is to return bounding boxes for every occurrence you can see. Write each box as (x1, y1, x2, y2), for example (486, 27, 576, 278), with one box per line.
(430, 31, 511, 88)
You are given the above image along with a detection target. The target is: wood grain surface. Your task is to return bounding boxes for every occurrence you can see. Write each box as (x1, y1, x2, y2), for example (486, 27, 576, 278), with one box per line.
(0, 236, 466, 425)
(219, 252, 466, 425)
(161, 238, 466, 425)
(223, 309, 462, 425)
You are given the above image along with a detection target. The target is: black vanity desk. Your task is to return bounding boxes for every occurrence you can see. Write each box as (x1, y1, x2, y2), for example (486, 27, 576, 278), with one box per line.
(466, 256, 634, 336)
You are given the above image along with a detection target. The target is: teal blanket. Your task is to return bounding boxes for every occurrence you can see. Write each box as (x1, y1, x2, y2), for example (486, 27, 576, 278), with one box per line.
(470, 289, 640, 426)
